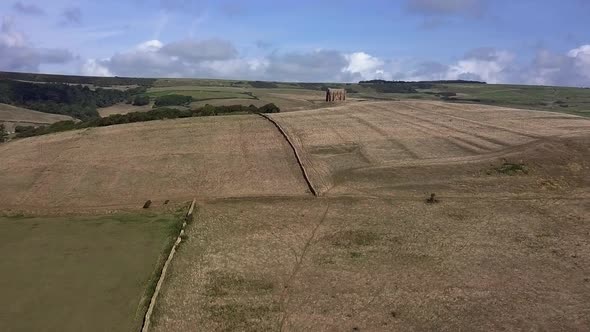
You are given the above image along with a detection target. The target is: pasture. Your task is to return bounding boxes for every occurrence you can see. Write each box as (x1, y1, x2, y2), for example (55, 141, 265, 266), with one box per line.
(0, 212, 181, 332)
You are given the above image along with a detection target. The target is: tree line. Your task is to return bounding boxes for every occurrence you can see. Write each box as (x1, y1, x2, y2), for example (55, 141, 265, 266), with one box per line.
(0, 71, 156, 87)
(14, 103, 280, 138)
(0, 79, 147, 120)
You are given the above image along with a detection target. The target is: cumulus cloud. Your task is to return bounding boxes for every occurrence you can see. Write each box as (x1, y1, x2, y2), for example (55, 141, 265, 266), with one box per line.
(12, 2, 45, 16)
(0, 17, 74, 72)
(343, 52, 391, 80)
(524, 45, 590, 87)
(73, 34, 590, 87)
(447, 48, 514, 83)
(84, 38, 245, 78)
(81, 59, 112, 77)
(406, 0, 487, 17)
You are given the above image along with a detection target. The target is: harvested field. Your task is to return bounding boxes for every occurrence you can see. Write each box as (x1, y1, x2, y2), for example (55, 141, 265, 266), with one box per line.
(152, 196, 590, 331)
(98, 102, 153, 117)
(149, 101, 590, 331)
(0, 213, 179, 332)
(0, 103, 75, 132)
(271, 100, 590, 195)
(0, 115, 309, 213)
(1, 97, 590, 331)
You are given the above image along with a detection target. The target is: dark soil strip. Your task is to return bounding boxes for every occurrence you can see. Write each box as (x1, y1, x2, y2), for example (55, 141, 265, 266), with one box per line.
(258, 113, 319, 197)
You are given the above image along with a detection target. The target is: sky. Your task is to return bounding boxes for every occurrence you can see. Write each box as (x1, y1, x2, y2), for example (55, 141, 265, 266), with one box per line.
(1, 0, 590, 86)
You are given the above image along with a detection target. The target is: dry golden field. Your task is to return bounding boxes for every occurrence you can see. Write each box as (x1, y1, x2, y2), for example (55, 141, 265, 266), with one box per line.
(0, 114, 308, 214)
(98, 102, 154, 117)
(1, 99, 589, 331)
(148, 100, 590, 331)
(271, 100, 590, 196)
(0, 103, 74, 132)
(152, 196, 590, 331)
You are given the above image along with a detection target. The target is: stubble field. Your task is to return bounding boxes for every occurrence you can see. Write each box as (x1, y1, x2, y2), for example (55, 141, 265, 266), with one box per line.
(0, 114, 308, 213)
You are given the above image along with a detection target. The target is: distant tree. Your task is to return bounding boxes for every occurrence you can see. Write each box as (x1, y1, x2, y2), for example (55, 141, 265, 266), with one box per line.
(259, 103, 280, 113)
(154, 94, 193, 107)
(0, 79, 148, 120)
(0, 124, 7, 142)
(132, 95, 150, 106)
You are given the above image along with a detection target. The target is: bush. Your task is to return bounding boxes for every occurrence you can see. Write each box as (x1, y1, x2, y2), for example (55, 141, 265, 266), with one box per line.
(250, 81, 278, 88)
(259, 103, 280, 113)
(0, 124, 7, 142)
(154, 94, 193, 107)
(132, 95, 150, 106)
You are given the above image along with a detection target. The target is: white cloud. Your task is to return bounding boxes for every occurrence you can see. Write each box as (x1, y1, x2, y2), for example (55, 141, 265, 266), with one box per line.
(136, 39, 163, 52)
(68, 36, 590, 87)
(568, 44, 590, 79)
(523, 45, 590, 87)
(81, 59, 112, 77)
(342, 52, 391, 80)
(447, 49, 514, 83)
(0, 16, 74, 72)
(0, 17, 26, 47)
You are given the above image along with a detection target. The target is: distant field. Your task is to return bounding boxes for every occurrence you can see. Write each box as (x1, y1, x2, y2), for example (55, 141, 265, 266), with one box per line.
(146, 86, 256, 101)
(0, 103, 75, 132)
(426, 84, 590, 117)
(0, 212, 180, 332)
(98, 102, 153, 117)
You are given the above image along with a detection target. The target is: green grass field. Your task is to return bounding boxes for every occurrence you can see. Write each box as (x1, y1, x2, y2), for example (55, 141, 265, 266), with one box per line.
(146, 87, 256, 102)
(0, 212, 182, 332)
(429, 84, 590, 117)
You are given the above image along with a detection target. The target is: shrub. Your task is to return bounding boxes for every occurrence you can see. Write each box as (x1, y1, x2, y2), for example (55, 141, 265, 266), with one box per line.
(250, 81, 278, 89)
(0, 124, 7, 142)
(154, 94, 193, 107)
(259, 103, 280, 113)
(132, 95, 150, 106)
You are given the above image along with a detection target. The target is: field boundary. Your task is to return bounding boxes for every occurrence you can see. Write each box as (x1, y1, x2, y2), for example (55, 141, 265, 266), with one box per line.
(257, 113, 318, 196)
(141, 199, 196, 332)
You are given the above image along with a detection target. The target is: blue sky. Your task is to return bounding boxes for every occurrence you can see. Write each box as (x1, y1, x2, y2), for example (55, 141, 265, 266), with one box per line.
(1, 0, 590, 86)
